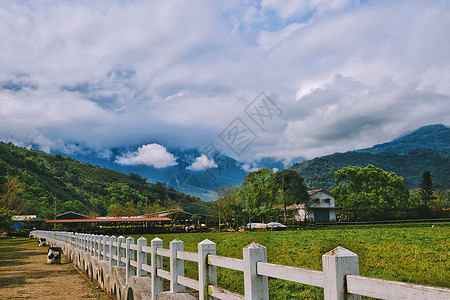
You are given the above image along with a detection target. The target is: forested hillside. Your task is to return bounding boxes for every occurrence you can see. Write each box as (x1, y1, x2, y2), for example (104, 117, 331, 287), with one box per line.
(358, 124, 450, 155)
(290, 148, 450, 190)
(0, 142, 208, 218)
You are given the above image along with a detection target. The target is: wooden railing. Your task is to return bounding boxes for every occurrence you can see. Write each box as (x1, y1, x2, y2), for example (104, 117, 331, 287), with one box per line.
(32, 230, 450, 300)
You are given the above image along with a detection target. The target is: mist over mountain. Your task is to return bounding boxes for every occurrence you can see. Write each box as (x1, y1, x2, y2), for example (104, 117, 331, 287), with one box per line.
(358, 124, 450, 155)
(44, 124, 449, 200)
(290, 124, 450, 190)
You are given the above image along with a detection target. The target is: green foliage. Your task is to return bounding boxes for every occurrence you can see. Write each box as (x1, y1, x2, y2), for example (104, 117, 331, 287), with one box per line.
(419, 171, 435, 206)
(0, 142, 208, 218)
(212, 185, 244, 229)
(269, 169, 309, 222)
(0, 207, 16, 232)
(212, 169, 309, 227)
(241, 168, 274, 224)
(332, 165, 410, 221)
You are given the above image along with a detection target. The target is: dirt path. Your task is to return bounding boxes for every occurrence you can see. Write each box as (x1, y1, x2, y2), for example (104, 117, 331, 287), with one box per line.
(0, 237, 109, 300)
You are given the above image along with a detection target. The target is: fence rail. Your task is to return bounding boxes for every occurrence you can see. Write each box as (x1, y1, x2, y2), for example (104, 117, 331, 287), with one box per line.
(31, 230, 450, 300)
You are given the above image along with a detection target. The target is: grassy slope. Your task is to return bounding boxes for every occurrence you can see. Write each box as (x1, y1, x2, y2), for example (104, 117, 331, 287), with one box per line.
(137, 224, 449, 299)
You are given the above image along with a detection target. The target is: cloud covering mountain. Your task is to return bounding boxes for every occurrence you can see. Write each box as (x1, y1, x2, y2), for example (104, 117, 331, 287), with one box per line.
(1, 1, 449, 163)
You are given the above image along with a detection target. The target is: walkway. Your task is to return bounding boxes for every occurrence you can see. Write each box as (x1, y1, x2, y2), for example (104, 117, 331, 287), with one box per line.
(0, 237, 108, 299)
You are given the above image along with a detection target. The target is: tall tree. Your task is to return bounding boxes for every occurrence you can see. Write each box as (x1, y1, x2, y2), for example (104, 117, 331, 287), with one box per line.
(241, 168, 274, 228)
(270, 169, 309, 223)
(212, 185, 243, 229)
(419, 171, 435, 207)
(1, 177, 25, 213)
(332, 165, 410, 221)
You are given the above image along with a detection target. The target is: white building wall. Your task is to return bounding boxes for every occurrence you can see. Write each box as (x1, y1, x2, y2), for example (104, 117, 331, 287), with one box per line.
(298, 191, 337, 222)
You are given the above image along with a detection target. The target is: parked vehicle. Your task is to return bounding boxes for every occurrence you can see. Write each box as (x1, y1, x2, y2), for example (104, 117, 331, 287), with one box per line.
(244, 223, 267, 230)
(267, 222, 287, 230)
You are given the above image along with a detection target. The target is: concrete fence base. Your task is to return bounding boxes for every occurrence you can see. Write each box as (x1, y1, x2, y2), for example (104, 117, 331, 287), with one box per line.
(34, 230, 450, 300)
(42, 237, 193, 300)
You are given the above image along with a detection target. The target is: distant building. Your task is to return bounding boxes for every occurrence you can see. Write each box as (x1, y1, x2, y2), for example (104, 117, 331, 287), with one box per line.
(12, 215, 37, 221)
(294, 189, 338, 222)
(56, 211, 89, 220)
(12, 215, 44, 230)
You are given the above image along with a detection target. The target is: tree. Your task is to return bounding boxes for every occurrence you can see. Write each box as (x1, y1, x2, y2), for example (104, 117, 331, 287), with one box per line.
(269, 169, 309, 223)
(0, 177, 27, 231)
(107, 203, 124, 217)
(1, 177, 25, 213)
(124, 201, 140, 217)
(332, 165, 410, 221)
(241, 168, 274, 228)
(0, 208, 15, 232)
(419, 171, 435, 207)
(212, 185, 243, 229)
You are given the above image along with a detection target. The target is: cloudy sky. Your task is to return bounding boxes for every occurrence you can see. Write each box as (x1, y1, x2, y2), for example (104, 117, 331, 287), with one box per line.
(1, 0, 449, 167)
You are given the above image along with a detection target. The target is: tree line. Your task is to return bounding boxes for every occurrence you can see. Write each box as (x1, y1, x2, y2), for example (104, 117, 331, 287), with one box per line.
(210, 168, 309, 229)
(210, 165, 449, 228)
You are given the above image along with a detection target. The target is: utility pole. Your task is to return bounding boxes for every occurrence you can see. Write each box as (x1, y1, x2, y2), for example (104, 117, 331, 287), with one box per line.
(54, 201, 56, 230)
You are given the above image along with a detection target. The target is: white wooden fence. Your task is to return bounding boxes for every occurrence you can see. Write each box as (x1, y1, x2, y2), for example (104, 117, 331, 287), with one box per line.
(31, 230, 450, 300)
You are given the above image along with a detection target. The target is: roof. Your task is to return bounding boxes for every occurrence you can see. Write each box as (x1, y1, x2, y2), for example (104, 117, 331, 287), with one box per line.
(46, 217, 171, 223)
(56, 211, 89, 219)
(12, 215, 37, 221)
(308, 189, 337, 198)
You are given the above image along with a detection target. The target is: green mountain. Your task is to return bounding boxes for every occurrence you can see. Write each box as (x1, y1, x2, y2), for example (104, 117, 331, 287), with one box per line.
(290, 124, 450, 190)
(0, 142, 209, 218)
(358, 124, 450, 155)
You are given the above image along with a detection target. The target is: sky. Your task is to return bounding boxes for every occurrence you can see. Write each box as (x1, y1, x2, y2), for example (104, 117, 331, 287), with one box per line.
(1, 0, 449, 169)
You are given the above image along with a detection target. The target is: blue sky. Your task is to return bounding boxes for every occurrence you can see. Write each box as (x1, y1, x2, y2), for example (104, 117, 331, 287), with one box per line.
(1, 0, 449, 169)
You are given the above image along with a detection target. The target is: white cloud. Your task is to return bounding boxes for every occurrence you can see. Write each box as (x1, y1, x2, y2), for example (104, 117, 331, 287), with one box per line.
(261, 0, 355, 20)
(241, 163, 260, 173)
(116, 144, 177, 168)
(187, 154, 218, 171)
(0, 1, 449, 164)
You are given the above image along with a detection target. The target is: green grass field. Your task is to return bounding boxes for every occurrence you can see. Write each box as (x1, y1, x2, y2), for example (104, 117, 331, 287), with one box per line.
(136, 223, 449, 299)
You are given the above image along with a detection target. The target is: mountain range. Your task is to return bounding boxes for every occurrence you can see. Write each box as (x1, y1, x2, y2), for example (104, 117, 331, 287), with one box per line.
(9, 124, 447, 202)
(290, 124, 450, 190)
(0, 142, 209, 218)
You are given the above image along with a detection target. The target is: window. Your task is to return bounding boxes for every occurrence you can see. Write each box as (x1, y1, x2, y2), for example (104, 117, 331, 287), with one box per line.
(324, 199, 330, 204)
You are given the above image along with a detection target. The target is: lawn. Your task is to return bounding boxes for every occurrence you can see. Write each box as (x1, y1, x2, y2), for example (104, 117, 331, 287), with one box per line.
(136, 223, 449, 299)
(0, 237, 36, 264)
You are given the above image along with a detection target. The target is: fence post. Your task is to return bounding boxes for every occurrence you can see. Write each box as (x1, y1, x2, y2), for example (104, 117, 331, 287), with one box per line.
(137, 237, 147, 277)
(104, 235, 110, 261)
(151, 237, 163, 300)
(89, 234, 94, 256)
(118, 236, 126, 267)
(93, 235, 99, 258)
(126, 236, 135, 283)
(198, 239, 217, 300)
(110, 236, 117, 267)
(98, 235, 104, 260)
(243, 242, 269, 300)
(87, 234, 91, 255)
(322, 246, 360, 300)
(170, 239, 184, 293)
